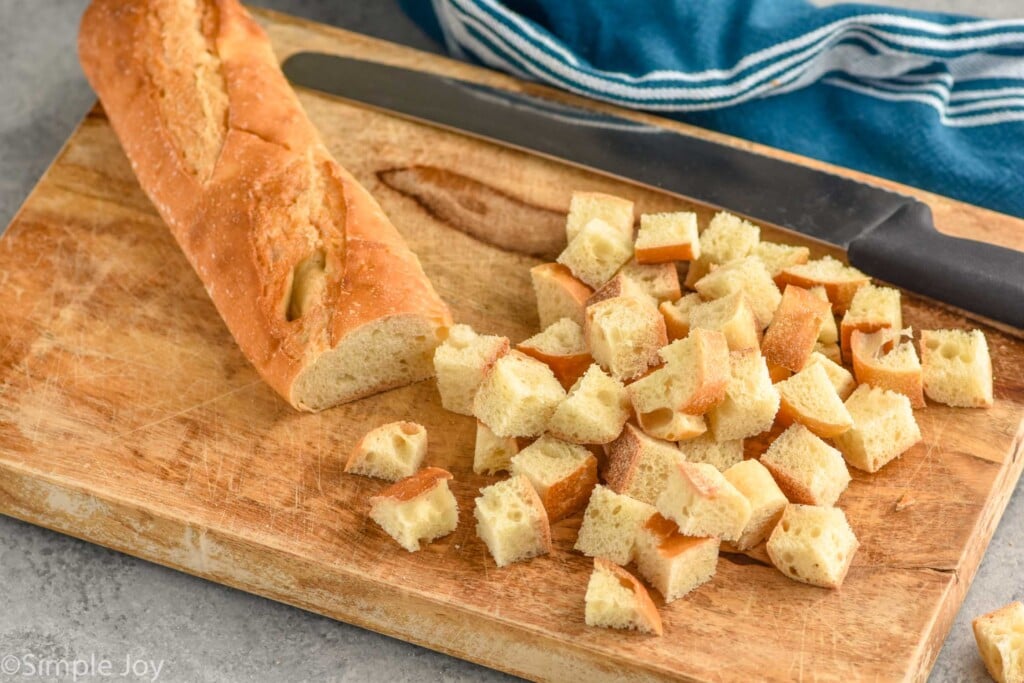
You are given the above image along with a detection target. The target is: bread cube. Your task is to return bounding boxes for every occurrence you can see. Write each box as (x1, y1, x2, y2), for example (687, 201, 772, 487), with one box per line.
(585, 295, 667, 381)
(973, 601, 1024, 683)
(557, 218, 634, 288)
(834, 384, 922, 473)
(762, 285, 831, 373)
(574, 485, 656, 565)
(587, 272, 651, 309)
(761, 424, 851, 506)
(659, 293, 702, 341)
(678, 433, 744, 472)
(566, 191, 634, 243)
(635, 211, 700, 263)
(754, 241, 810, 280)
(474, 474, 552, 567)
(656, 461, 752, 542)
(473, 350, 566, 438)
(776, 362, 854, 438)
(766, 504, 859, 589)
(840, 283, 902, 357)
(722, 459, 788, 551)
(685, 211, 760, 287)
(433, 324, 510, 416)
(530, 262, 593, 329)
(695, 256, 782, 328)
(634, 513, 720, 603)
(810, 286, 839, 345)
(707, 350, 780, 441)
(345, 421, 428, 482)
(629, 329, 729, 420)
(369, 467, 458, 552)
(804, 350, 856, 400)
(814, 341, 843, 365)
(517, 318, 592, 389)
(921, 328, 994, 408)
(618, 259, 682, 303)
(604, 423, 686, 505)
(473, 421, 521, 475)
(777, 256, 870, 314)
(638, 409, 707, 442)
(585, 558, 663, 636)
(549, 365, 630, 444)
(850, 328, 924, 408)
(510, 435, 598, 521)
(689, 291, 761, 351)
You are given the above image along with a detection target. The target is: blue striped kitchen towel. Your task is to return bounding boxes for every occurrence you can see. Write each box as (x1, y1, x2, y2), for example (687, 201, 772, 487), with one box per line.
(400, 0, 1024, 218)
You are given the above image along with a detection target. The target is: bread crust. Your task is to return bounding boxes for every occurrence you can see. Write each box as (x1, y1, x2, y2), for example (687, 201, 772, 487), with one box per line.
(592, 558, 664, 636)
(850, 329, 925, 408)
(369, 467, 453, 504)
(762, 285, 830, 373)
(515, 345, 592, 390)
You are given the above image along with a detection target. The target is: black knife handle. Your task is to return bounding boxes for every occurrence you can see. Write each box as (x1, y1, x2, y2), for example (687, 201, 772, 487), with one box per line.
(847, 201, 1024, 328)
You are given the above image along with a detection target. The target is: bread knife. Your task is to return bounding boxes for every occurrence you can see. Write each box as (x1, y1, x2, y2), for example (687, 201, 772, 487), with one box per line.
(282, 52, 1024, 328)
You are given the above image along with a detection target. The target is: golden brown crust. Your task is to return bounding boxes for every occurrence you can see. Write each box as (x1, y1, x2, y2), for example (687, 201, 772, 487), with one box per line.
(762, 286, 830, 373)
(544, 456, 598, 522)
(851, 329, 926, 408)
(593, 558, 665, 636)
(635, 243, 697, 264)
(775, 396, 852, 438)
(345, 421, 426, 473)
(370, 467, 453, 504)
(775, 269, 869, 315)
(519, 474, 554, 554)
(515, 345, 592, 390)
(530, 263, 593, 322)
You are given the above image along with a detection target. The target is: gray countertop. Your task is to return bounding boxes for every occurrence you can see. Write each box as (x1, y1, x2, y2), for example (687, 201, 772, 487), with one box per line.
(0, 1, 1020, 681)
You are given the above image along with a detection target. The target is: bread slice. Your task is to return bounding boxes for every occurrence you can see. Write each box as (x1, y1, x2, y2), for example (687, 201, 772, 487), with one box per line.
(635, 212, 700, 263)
(473, 350, 566, 437)
(345, 421, 428, 481)
(558, 218, 635, 288)
(722, 459, 788, 551)
(549, 365, 630, 445)
(530, 262, 594, 329)
(688, 292, 761, 352)
(833, 384, 922, 473)
(634, 513, 720, 603)
(566, 191, 634, 243)
(761, 424, 851, 507)
(369, 467, 458, 552)
(810, 286, 839, 345)
(473, 421, 522, 475)
(677, 433, 744, 472)
(707, 350, 780, 442)
(575, 485, 657, 565)
(585, 295, 667, 381)
(604, 423, 686, 506)
(656, 461, 752, 542)
(840, 283, 902, 358)
(762, 285, 831, 373)
(659, 293, 702, 341)
(474, 474, 552, 567)
(638, 410, 707, 442)
(517, 318, 592, 390)
(618, 259, 682, 303)
(585, 558, 664, 636)
(694, 257, 782, 328)
(775, 363, 854, 438)
(921, 329, 994, 408)
(766, 504, 859, 589)
(972, 601, 1024, 683)
(510, 435, 599, 521)
(804, 351, 857, 400)
(433, 324, 510, 416)
(850, 328, 925, 408)
(777, 256, 870, 314)
(685, 211, 760, 287)
(754, 241, 810, 280)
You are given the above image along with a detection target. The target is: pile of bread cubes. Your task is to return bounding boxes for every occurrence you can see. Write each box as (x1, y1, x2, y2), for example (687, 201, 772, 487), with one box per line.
(344, 191, 1011, 657)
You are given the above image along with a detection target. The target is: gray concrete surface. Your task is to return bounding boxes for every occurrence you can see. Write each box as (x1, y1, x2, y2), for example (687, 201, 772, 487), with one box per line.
(0, 1, 1020, 681)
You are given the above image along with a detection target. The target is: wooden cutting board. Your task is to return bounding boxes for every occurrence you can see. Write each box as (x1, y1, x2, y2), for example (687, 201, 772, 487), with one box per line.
(1, 9, 1022, 682)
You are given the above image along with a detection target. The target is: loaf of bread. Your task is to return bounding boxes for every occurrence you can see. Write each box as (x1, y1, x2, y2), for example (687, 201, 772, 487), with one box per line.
(345, 421, 428, 482)
(766, 504, 859, 589)
(575, 485, 656, 565)
(972, 601, 1024, 683)
(510, 435, 598, 521)
(78, 0, 452, 411)
(633, 513, 720, 603)
(761, 424, 851, 507)
(474, 475, 552, 567)
(921, 329, 994, 408)
(530, 263, 593, 329)
(369, 467, 458, 552)
(434, 324, 510, 416)
(584, 558, 663, 636)
(635, 212, 699, 264)
(516, 318, 592, 390)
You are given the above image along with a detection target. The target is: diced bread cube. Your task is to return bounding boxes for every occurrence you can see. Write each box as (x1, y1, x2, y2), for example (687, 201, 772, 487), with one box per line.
(628, 329, 729, 421)
(708, 350, 780, 441)
(585, 295, 667, 381)
(619, 259, 682, 303)
(473, 350, 566, 437)
(921, 329, 994, 408)
(754, 241, 810, 280)
(656, 461, 752, 542)
(659, 293, 702, 341)
(345, 421, 428, 482)
(604, 423, 686, 506)
(677, 433, 744, 472)
(814, 341, 843, 365)
(761, 424, 851, 506)
(585, 558, 664, 636)
(635, 212, 700, 263)
(566, 191, 634, 243)
(688, 291, 761, 351)
(777, 256, 870, 314)
(973, 601, 1024, 683)
(473, 421, 521, 475)
(557, 218, 634, 288)
(433, 324, 510, 416)
(474, 474, 552, 567)
(810, 286, 839, 345)
(587, 272, 650, 308)
(776, 363, 854, 438)
(695, 256, 782, 328)
(684, 211, 760, 287)
(517, 318, 592, 389)
(766, 504, 859, 589)
(804, 351, 857, 400)
(575, 485, 656, 565)
(634, 513, 720, 603)
(369, 467, 458, 552)
(833, 384, 922, 473)
(723, 459, 788, 551)
(762, 285, 831, 373)
(840, 284, 902, 357)
(510, 435, 598, 521)
(850, 328, 925, 408)
(549, 365, 630, 444)
(530, 263, 593, 329)
(638, 409, 707, 442)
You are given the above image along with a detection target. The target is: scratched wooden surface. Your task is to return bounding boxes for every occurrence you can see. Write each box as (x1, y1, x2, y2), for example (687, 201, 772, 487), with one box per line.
(0, 9, 1022, 682)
